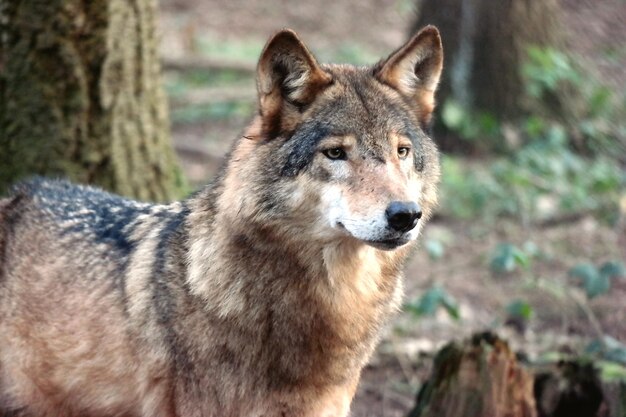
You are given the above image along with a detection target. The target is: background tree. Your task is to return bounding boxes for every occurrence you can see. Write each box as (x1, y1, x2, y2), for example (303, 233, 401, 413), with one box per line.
(0, 0, 186, 201)
(412, 0, 581, 152)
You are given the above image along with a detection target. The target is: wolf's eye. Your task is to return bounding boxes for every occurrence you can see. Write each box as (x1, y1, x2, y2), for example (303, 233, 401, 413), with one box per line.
(397, 147, 411, 159)
(322, 148, 347, 160)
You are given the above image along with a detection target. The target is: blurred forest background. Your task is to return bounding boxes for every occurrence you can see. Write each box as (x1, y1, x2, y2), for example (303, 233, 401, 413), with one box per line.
(1, 0, 625, 416)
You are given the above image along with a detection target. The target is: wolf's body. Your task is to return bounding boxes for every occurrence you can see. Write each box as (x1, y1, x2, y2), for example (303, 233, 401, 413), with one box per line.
(0, 27, 443, 417)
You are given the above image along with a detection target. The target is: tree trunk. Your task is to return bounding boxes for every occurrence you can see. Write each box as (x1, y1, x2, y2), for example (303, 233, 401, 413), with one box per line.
(0, 0, 185, 202)
(412, 0, 574, 151)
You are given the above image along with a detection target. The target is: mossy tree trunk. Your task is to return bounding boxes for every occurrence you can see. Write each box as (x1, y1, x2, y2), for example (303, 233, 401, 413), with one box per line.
(412, 0, 575, 152)
(0, 0, 185, 201)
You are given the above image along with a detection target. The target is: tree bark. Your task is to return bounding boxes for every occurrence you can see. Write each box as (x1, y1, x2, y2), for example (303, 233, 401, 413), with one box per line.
(408, 332, 537, 417)
(412, 0, 575, 151)
(0, 0, 185, 201)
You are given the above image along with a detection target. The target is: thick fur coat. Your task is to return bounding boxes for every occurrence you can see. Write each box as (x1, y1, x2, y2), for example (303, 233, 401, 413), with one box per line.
(0, 27, 443, 417)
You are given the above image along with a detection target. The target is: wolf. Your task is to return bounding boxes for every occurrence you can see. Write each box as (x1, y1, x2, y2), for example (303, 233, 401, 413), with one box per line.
(0, 26, 443, 417)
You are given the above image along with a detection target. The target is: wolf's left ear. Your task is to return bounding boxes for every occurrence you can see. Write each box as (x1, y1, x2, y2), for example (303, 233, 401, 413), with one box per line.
(375, 26, 443, 128)
(257, 29, 332, 137)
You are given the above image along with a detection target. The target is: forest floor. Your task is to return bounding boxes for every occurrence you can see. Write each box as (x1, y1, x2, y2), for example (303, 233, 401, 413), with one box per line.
(157, 0, 626, 415)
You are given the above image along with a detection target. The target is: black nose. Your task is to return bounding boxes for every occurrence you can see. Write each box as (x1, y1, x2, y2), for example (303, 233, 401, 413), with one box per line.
(385, 201, 422, 233)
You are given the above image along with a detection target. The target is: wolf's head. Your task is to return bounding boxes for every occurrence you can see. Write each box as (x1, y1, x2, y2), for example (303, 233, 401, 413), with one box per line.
(220, 27, 442, 251)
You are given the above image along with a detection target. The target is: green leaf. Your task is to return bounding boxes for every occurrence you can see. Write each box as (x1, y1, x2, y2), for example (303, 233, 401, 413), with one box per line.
(569, 263, 597, 286)
(513, 251, 531, 269)
(441, 100, 466, 130)
(506, 300, 534, 321)
(490, 243, 528, 274)
(585, 337, 605, 355)
(404, 285, 460, 320)
(609, 347, 626, 365)
(405, 286, 442, 317)
(599, 261, 626, 280)
(425, 239, 445, 260)
(586, 336, 626, 366)
(524, 116, 546, 137)
(522, 241, 540, 258)
(588, 86, 612, 116)
(587, 273, 610, 298)
(477, 112, 500, 136)
(418, 287, 442, 315)
(569, 263, 610, 298)
(490, 243, 516, 273)
(597, 361, 626, 382)
(440, 291, 461, 320)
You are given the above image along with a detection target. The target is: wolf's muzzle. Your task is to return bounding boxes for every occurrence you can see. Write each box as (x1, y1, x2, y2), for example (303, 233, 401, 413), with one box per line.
(385, 201, 422, 233)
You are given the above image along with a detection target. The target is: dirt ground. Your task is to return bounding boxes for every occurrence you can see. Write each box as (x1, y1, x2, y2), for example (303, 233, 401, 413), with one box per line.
(157, 1, 626, 415)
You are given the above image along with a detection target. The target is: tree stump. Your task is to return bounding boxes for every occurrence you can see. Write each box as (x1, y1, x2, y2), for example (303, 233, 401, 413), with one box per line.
(534, 361, 605, 417)
(408, 332, 537, 417)
(407, 332, 621, 417)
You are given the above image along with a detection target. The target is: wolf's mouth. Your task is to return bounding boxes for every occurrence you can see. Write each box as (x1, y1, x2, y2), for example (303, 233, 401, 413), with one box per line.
(364, 237, 410, 251)
(336, 222, 410, 250)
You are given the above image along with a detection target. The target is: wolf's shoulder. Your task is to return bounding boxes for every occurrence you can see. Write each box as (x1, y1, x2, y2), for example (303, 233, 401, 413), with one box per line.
(11, 176, 150, 207)
(9, 177, 157, 219)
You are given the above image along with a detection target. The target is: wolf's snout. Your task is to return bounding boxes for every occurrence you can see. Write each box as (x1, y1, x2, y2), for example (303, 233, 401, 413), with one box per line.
(385, 201, 422, 233)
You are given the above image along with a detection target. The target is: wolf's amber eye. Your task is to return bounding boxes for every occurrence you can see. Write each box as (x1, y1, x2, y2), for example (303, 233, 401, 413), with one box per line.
(322, 148, 347, 160)
(397, 147, 411, 159)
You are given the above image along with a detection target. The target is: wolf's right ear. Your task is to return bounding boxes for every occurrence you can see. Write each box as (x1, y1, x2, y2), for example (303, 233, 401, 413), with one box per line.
(256, 29, 332, 137)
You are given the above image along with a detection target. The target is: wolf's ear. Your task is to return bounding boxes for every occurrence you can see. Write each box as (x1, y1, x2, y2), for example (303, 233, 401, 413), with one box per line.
(375, 25, 443, 128)
(257, 29, 332, 137)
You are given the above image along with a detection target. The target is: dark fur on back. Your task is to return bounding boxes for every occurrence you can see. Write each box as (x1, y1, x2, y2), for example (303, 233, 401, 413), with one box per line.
(0, 199, 7, 283)
(0, 194, 26, 285)
(2, 178, 170, 282)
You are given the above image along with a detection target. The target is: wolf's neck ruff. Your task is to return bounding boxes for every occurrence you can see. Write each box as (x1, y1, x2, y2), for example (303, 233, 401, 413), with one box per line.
(182, 200, 402, 400)
(185, 175, 405, 329)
